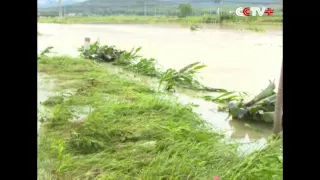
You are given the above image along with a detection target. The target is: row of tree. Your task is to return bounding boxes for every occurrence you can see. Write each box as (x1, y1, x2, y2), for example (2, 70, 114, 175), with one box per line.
(39, 6, 222, 17)
(39, 0, 225, 18)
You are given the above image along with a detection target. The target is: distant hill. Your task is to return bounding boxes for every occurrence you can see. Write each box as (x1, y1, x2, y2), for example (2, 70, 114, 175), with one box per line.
(38, 0, 282, 16)
(38, 0, 88, 8)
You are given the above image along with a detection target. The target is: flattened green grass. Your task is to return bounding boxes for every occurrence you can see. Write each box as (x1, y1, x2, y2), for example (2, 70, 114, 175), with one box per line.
(38, 56, 282, 179)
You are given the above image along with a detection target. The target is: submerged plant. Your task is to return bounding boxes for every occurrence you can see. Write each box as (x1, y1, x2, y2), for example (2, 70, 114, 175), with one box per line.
(203, 81, 277, 123)
(113, 47, 142, 66)
(97, 45, 126, 62)
(78, 40, 142, 66)
(126, 58, 162, 77)
(78, 40, 100, 59)
(159, 62, 227, 92)
(190, 24, 201, 31)
(227, 81, 277, 123)
(203, 91, 248, 111)
(245, 26, 267, 32)
(40, 46, 54, 57)
(77, 42, 227, 92)
(38, 46, 54, 61)
(159, 62, 207, 91)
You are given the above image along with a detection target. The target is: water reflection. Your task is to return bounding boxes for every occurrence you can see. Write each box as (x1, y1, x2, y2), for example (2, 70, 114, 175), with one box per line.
(38, 73, 57, 131)
(228, 119, 272, 139)
(176, 94, 272, 140)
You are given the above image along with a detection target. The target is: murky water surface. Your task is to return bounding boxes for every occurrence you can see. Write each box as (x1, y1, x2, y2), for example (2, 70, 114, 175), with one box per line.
(38, 23, 282, 94)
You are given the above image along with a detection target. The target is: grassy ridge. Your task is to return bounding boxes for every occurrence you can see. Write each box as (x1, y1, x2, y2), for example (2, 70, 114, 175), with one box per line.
(38, 56, 282, 179)
(38, 15, 282, 26)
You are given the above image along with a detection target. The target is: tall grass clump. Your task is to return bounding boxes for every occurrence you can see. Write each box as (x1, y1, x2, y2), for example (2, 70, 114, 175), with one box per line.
(38, 56, 282, 179)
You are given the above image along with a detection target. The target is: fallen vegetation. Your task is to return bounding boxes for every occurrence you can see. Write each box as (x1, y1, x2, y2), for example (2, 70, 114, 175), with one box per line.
(38, 46, 54, 61)
(78, 41, 278, 124)
(38, 56, 282, 179)
(190, 24, 202, 31)
(245, 26, 267, 33)
(158, 62, 226, 92)
(204, 81, 277, 123)
(78, 40, 226, 92)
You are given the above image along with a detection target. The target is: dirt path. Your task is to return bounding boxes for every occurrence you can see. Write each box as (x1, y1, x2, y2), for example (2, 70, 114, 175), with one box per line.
(38, 23, 282, 95)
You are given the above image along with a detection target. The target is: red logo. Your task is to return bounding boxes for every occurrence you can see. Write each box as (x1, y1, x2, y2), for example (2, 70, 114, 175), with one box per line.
(236, 7, 274, 16)
(264, 8, 274, 16)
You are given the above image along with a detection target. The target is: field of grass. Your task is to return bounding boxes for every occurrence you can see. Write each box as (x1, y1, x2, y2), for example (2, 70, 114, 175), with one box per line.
(38, 56, 282, 179)
(38, 15, 282, 27)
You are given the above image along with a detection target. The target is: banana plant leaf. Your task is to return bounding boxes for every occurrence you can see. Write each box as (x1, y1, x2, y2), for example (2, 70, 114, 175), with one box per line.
(262, 112, 275, 124)
(244, 80, 276, 107)
(227, 81, 277, 123)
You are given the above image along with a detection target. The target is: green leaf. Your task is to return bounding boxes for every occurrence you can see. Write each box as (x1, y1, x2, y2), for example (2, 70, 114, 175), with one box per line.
(179, 62, 201, 73)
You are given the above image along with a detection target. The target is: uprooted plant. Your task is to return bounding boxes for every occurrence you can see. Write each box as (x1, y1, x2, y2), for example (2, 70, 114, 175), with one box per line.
(78, 41, 160, 76)
(228, 81, 276, 123)
(190, 24, 202, 31)
(203, 91, 249, 111)
(78, 40, 127, 62)
(158, 62, 206, 91)
(113, 47, 142, 66)
(158, 62, 227, 92)
(126, 58, 163, 77)
(38, 46, 54, 60)
(204, 81, 277, 123)
(78, 39, 100, 59)
(78, 41, 228, 93)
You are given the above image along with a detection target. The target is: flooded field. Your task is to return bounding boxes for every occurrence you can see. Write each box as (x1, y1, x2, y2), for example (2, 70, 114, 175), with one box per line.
(38, 23, 282, 94)
(38, 23, 282, 151)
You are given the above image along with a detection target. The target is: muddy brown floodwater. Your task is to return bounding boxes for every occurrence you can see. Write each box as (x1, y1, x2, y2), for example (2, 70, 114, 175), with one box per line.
(38, 23, 282, 94)
(38, 23, 282, 153)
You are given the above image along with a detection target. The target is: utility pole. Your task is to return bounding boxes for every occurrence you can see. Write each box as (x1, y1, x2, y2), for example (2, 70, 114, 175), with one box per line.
(144, 0, 147, 17)
(58, 0, 62, 18)
(215, 0, 221, 16)
(273, 62, 283, 134)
